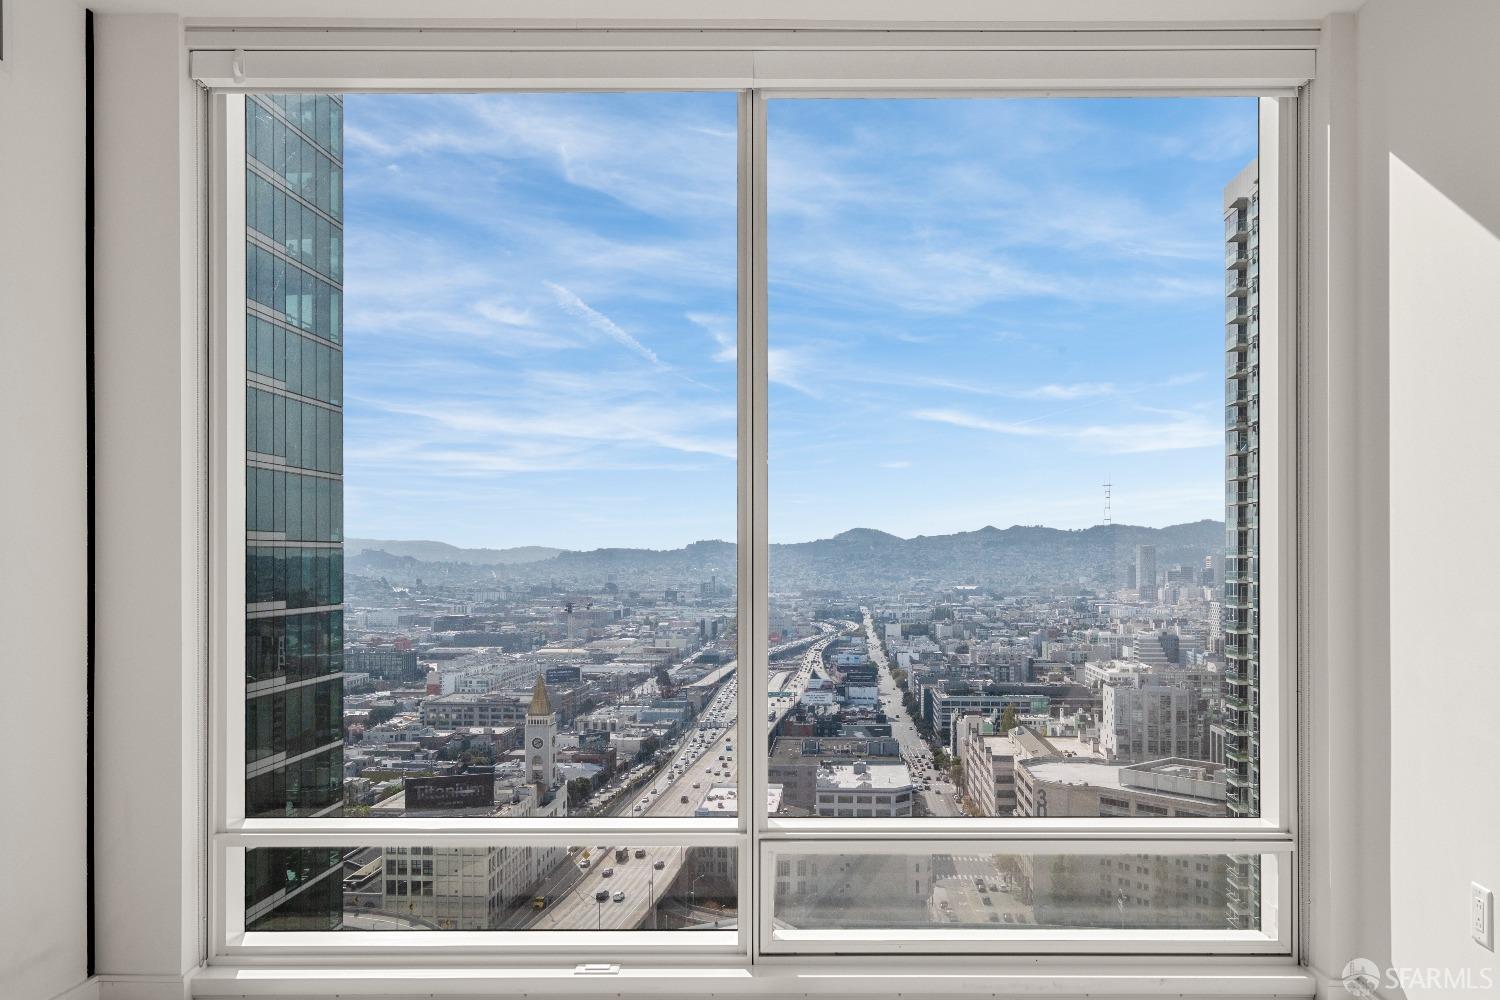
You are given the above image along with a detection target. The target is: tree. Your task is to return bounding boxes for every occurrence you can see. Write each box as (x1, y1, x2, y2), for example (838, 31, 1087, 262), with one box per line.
(567, 777, 593, 806)
(999, 706, 1018, 734)
(367, 704, 397, 727)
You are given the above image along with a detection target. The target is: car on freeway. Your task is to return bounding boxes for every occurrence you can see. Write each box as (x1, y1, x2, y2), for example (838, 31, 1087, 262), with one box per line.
(602, 868, 614, 878)
(595, 889, 609, 902)
(613, 891, 625, 902)
(579, 859, 590, 869)
(654, 860, 666, 870)
(635, 849, 647, 859)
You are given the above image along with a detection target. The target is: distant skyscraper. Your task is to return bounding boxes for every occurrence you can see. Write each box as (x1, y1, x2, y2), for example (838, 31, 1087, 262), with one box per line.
(1222, 157, 1260, 928)
(1134, 544, 1157, 601)
(243, 94, 345, 930)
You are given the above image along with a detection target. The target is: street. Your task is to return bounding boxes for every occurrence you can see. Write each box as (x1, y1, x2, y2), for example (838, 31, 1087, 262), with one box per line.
(863, 608, 962, 817)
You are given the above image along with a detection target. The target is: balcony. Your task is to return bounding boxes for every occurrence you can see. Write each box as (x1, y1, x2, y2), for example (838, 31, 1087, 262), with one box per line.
(1225, 323, 1251, 350)
(1227, 890, 1259, 923)
(1225, 204, 1250, 242)
(1226, 453, 1257, 481)
(1226, 859, 1256, 891)
(1226, 243, 1249, 269)
(1225, 295, 1248, 323)
(1221, 716, 1250, 738)
(1225, 269, 1248, 295)
(1223, 583, 1253, 607)
(1226, 482, 1258, 505)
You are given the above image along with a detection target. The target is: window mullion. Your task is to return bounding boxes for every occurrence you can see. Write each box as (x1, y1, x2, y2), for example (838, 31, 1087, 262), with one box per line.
(744, 88, 771, 962)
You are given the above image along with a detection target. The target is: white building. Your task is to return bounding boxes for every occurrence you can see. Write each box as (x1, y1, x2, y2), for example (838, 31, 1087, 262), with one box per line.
(958, 715, 1024, 817)
(813, 761, 913, 817)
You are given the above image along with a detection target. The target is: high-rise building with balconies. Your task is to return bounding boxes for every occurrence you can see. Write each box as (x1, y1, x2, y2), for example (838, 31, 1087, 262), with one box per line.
(1221, 158, 1260, 930)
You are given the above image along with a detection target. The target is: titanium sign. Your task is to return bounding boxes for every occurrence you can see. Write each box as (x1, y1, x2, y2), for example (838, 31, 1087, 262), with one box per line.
(406, 773, 495, 812)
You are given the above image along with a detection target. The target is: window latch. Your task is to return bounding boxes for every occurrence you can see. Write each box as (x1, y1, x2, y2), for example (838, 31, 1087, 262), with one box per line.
(575, 964, 621, 976)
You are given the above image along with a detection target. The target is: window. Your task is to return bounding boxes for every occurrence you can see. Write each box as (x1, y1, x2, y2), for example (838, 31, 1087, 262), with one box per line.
(205, 30, 1301, 971)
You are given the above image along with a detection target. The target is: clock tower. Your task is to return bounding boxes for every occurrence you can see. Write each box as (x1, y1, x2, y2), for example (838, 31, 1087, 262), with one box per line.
(525, 673, 558, 789)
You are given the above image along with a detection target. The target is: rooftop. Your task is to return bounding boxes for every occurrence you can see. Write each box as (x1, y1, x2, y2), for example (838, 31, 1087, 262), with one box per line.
(1019, 756, 1225, 803)
(693, 783, 784, 817)
(815, 761, 912, 792)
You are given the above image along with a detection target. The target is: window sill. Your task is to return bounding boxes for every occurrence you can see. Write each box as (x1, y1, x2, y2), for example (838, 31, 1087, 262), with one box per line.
(192, 961, 1317, 998)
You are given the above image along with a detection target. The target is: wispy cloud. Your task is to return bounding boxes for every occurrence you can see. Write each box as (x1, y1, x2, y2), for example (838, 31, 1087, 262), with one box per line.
(546, 282, 662, 367)
(687, 312, 737, 364)
(910, 407, 1219, 454)
(1013, 382, 1117, 401)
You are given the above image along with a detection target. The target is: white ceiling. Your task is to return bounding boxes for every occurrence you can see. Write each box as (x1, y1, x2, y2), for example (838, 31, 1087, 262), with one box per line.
(85, 0, 1367, 25)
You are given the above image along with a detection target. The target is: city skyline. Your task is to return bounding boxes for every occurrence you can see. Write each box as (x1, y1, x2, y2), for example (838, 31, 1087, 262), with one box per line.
(341, 93, 1256, 551)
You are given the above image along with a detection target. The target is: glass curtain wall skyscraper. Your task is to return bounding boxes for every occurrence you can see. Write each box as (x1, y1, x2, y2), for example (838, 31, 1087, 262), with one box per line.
(1222, 158, 1260, 929)
(243, 93, 346, 930)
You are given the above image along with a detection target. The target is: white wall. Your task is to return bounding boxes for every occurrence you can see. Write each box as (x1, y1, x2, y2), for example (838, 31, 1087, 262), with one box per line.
(0, 2, 90, 1000)
(92, 13, 205, 994)
(1356, 0, 1500, 996)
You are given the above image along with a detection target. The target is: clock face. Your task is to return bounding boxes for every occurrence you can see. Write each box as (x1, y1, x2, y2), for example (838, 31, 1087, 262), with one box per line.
(531, 737, 544, 749)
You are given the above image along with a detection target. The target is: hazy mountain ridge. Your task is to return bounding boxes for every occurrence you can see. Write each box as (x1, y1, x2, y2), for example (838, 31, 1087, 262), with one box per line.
(345, 538, 563, 565)
(345, 521, 1223, 592)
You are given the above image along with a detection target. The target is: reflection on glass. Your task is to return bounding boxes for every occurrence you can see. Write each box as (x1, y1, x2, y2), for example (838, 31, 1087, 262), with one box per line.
(245, 845, 737, 931)
(772, 851, 1264, 932)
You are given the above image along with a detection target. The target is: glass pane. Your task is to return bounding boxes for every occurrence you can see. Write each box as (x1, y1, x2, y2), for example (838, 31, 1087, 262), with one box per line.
(771, 850, 1268, 934)
(243, 845, 737, 931)
(243, 90, 739, 934)
(765, 98, 1260, 832)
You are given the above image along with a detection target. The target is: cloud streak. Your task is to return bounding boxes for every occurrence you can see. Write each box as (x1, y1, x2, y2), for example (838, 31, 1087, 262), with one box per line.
(546, 282, 663, 367)
(910, 407, 1219, 454)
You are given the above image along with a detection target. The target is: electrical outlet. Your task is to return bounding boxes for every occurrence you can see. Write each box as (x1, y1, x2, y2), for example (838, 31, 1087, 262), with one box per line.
(1473, 883, 1494, 950)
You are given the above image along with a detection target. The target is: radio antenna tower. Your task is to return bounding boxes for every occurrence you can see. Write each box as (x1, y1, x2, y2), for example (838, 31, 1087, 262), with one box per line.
(1102, 480, 1112, 526)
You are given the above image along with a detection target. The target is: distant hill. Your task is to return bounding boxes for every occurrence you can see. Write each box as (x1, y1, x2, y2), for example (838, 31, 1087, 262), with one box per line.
(344, 538, 563, 565)
(344, 521, 1223, 594)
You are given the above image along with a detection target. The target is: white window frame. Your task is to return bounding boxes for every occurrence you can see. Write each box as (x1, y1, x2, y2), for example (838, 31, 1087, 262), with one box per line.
(198, 25, 1308, 980)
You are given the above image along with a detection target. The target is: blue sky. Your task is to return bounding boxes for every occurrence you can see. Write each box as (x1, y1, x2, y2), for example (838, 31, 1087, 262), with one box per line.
(341, 93, 1256, 551)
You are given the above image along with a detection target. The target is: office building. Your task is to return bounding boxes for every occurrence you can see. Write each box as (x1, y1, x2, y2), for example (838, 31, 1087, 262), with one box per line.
(768, 736, 902, 812)
(242, 93, 346, 931)
(1134, 545, 1157, 601)
(957, 715, 1024, 817)
(813, 761, 914, 817)
(1100, 669, 1219, 763)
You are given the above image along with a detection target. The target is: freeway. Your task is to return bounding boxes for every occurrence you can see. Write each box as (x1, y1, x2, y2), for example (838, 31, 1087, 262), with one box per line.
(529, 677, 740, 930)
(526, 628, 835, 926)
(863, 608, 961, 817)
